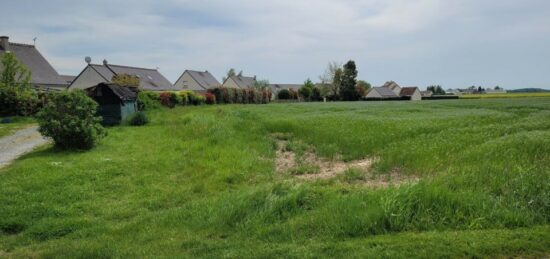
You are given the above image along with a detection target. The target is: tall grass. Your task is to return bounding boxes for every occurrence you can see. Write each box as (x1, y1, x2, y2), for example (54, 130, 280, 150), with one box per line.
(0, 98, 549, 257)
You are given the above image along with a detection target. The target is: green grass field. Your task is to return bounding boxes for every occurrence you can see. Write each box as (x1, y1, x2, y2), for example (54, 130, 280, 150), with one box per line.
(459, 92, 550, 99)
(1, 98, 549, 258)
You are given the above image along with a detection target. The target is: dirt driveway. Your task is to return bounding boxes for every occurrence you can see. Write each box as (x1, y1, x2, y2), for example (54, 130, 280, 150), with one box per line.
(0, 126, 49, 169)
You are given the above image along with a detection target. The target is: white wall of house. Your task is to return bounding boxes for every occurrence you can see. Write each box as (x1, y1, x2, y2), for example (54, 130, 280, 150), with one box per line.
(69, 67, 107, 90)
(410, 89, 422, 101)
(365, 89, 382, 98)
(391, 86, 401, 95)
(223, 78, 241, 89)
(174, 72, 205, 92)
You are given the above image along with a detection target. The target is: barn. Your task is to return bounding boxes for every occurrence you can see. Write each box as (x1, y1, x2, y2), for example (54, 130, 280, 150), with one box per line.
(86, 83, 138, 125)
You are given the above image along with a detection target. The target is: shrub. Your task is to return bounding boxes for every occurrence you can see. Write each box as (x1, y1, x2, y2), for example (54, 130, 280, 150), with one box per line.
(178, 91, 190, 105)
(278, 89, 291, 100)
(137, 91, 160, 111)
(128, 111, 149, 126)
(37, 90, 106, 150)
(159, 92, 182, 108)
(205, 92, 216, 105)
(194, 94, 206, 105)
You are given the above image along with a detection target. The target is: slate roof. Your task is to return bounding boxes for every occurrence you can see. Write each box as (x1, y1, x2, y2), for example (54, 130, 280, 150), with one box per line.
(400, 87, 420, 97)
(180, 70, 220, 90)
(86, 83, 137, 102)
(79, 63, 175, 91)
(0, 41, 68, 88)
(269, 84, 301, 92)
(226, 75, 256, 88)
(370, 87, 399, 97)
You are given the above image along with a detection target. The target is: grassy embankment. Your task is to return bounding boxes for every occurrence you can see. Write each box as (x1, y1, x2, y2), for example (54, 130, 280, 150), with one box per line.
(1, 98, 549, 258)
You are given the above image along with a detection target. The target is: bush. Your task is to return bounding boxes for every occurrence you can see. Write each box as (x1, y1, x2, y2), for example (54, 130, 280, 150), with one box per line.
(0, 85, 40, 116)
(137, 91, 160, 111)
(278, 89, 291, 100)
(193, 94, 206, 105)
(128, 111, 149, 126)
(37, 90, 106, 150)
(205, 92, 216, 105)
(159, 92, 182, 108)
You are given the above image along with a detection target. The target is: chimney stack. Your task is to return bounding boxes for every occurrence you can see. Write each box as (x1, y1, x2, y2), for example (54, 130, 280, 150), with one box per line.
(103, 59, 108, 65)
(0, 36, 9, 51)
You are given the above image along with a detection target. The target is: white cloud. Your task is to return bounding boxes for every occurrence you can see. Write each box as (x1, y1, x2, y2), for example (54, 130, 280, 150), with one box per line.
(1, 0, 549, 88)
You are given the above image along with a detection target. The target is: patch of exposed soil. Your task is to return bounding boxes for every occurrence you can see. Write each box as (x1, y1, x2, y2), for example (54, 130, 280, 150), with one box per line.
(274, 137, 418, 188)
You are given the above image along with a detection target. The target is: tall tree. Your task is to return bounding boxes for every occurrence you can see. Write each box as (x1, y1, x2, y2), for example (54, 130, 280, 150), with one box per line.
(252, 79, 270, 90)
(427, 85, 446, 95)
(299, 78, 315, 100)
(340, 60, 359, 101)
(318, 61, 342, 99)
(0, 52, 31, 89)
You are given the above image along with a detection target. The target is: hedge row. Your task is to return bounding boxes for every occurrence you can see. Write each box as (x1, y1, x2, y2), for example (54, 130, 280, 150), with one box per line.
(138, 90, 206, 110)
(207, 87, 272, 104)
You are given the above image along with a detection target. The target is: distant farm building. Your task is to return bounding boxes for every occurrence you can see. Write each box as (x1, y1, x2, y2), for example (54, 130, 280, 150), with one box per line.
(0, 36, 74, 91)
(69, 60, 176, 91)
(85, 83, 138, 125)
(365, 81, 422, 101)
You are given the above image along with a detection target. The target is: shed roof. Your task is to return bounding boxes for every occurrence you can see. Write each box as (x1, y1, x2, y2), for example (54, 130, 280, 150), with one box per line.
(86, 83, 137, 102)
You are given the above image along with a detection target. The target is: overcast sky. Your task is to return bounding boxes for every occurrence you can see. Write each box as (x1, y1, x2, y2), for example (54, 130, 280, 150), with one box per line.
(1, 0, 549, 89)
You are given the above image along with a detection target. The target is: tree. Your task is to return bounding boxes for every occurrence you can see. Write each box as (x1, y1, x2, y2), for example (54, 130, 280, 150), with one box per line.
(340, 60, 359, 101)
(253, 79, 270, 90)
(318, 61, 342, 99)
(0, 52, 38, 116)
(112, 74, 140, 87)
(356, 80, 371, 90)
(356, 80, 371, 98)
(427, 85, 446, 95)
(222, 68, 237, 82)
(1, 52, 32, 89)
(495, 86, 501, 90)
(299, 78, 315, 100)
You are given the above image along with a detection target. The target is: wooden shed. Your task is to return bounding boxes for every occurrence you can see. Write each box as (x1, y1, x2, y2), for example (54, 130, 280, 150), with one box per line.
(86, 83, 138, 125)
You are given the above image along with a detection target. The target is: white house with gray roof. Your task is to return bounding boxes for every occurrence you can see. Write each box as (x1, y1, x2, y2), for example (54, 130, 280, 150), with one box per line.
(69, 60, 176, 91)
(0, 36, 74, 91)
(223, 74, 256, 89)
(174, 70, 220, 93)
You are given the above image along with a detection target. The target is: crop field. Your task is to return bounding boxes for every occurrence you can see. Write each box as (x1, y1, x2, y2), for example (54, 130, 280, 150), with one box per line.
(459, 92, 550, 99)
(1, 98, 549, 258)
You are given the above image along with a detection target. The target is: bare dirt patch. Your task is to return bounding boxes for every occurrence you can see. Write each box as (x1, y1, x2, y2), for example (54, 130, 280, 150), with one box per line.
(273, 136, 418, 188)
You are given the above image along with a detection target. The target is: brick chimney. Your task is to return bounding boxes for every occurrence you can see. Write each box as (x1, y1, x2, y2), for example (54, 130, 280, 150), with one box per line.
(0, 36, 9, 51)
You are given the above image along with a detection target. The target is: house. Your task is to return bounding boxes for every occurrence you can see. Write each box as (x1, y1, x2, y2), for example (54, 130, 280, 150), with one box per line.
(421, 91, 433, 97)
(400, 87, 422, 101)
(0, 36, 73, 91)
(85, 83, 137, 125)
(381, 81, 402, 95)
(365, 87, 399, 99)
(69, 60, 176, 91)
(174, 70, 220, 93)
(223, 74, 256, 88)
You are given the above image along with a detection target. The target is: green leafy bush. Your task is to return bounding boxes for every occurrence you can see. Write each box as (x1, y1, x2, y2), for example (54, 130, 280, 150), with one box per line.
(277, 89, 291, 100)
(37, 90, 106, 150)
(128, 111, 149, 126)
(137, 91, 160, 111)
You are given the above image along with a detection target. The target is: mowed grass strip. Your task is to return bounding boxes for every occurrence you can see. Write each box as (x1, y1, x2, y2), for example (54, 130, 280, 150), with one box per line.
(0, 98, 549, 258)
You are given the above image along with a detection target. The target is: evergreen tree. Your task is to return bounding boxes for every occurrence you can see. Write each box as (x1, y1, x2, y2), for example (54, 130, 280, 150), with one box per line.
(340, 60, 359, 101)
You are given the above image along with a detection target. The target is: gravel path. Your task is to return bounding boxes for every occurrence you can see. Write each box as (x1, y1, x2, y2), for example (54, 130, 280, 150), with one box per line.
(0, 126, 49, 169)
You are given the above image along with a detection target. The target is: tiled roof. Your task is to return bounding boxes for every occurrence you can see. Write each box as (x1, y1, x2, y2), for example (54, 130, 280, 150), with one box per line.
(227, 75, 256, 88)
(400, 87, 419, 96)
(86, 63, 174, 91)
(0, 42, 67, 87)
(371, 87, 399, 97)
(185, 70, 220, 89)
